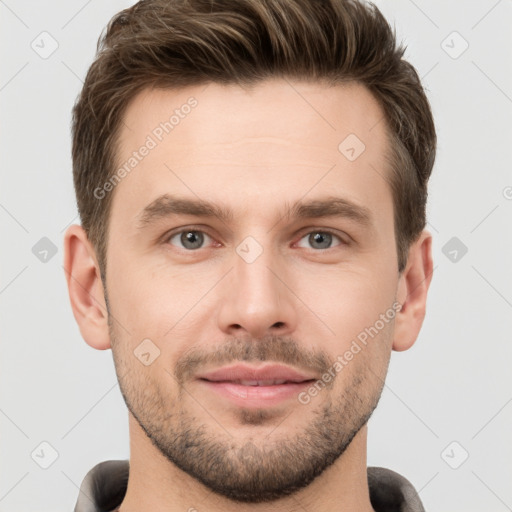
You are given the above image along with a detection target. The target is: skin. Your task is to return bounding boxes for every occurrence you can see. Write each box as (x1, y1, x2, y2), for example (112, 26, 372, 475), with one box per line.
(64, 79, 433, 512)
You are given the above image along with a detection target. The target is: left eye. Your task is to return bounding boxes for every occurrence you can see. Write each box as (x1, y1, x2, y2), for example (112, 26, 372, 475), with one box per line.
(167, 230, 212, 250)
(296, 231, 344, 250)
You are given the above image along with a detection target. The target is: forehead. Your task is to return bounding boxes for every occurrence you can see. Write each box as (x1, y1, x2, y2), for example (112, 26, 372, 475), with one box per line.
(118, 79, 387, 156)
(110, 79, 391, 228)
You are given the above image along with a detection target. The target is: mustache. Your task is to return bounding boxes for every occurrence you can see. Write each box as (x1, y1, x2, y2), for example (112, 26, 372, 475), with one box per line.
(174, 334, 331, 385)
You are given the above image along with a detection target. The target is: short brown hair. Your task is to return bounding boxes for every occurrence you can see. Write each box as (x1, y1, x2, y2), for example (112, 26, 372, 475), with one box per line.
(71, 0, 436, 278)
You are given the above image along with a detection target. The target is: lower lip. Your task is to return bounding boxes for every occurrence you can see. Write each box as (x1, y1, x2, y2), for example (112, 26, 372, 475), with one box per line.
(198, 379, 313, 407)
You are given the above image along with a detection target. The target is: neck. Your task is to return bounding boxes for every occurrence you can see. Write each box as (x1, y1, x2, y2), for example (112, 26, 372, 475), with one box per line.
(118, 414, 375, 512)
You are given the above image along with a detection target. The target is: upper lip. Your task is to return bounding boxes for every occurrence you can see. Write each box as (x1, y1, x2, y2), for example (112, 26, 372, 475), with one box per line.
(197, 363, 317, 383)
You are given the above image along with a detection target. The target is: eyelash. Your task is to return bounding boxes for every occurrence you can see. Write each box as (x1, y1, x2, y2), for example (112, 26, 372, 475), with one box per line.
(163, 226, 348, 252)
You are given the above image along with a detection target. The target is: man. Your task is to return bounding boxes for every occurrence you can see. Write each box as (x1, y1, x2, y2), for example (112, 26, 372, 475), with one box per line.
(64, 0, 435, 510)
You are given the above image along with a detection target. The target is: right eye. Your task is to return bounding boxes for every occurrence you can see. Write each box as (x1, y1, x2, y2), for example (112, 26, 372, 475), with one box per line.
(166, 229, 215, 251)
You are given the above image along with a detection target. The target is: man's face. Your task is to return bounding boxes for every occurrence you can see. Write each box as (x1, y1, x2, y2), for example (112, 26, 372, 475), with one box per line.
(105, 80, 399, 502)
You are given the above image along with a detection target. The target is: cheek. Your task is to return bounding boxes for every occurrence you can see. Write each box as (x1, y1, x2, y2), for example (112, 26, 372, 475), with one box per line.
(297, 265, 397, 341)
(325, 318, 393, 405)
(107, 256, 217, 351)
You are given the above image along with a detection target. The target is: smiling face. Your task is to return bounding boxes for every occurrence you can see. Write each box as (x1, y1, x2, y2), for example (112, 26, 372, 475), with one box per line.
(87, 79, 405, 501)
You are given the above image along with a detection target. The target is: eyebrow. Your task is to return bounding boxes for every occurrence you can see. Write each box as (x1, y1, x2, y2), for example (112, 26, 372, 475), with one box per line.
(136, 193, 373, 231)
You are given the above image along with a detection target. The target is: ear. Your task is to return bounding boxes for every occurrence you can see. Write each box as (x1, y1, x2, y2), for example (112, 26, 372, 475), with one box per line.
(393, 230, 434, 352)
(63, 224, 111, 350)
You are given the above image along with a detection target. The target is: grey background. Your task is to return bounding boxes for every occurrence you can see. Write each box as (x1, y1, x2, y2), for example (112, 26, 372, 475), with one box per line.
(1, 1, 511, 510)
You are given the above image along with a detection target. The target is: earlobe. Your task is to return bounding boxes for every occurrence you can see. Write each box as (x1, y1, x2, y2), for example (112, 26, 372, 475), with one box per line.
(63, 224, 111, 350)
(392, 230, 434, 352)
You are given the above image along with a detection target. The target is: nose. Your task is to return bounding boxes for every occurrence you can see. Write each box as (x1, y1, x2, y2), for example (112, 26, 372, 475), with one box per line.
(217, 241, 298, 340)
